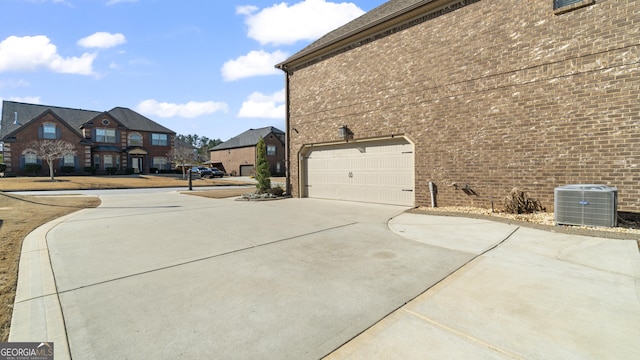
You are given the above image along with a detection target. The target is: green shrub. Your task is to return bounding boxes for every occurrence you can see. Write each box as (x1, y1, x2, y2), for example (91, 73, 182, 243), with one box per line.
(106, 167, 118, 175)
(61, 166, 75, 174)
(0, 163, 6, 172)
(84, 166, 97, 175)
(126, 167, 135, 175)
(24, 163, 42, 175)
(255, 138, 271, 193)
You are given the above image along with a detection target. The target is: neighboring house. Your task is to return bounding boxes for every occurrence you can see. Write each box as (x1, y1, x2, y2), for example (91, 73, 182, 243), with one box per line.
(0, 101, 176, 175)
(276, 0, 640, 211)
(210, 126, 285, 176)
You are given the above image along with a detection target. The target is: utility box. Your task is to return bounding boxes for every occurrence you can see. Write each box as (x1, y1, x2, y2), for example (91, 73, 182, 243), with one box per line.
(554, 184, 618, 227)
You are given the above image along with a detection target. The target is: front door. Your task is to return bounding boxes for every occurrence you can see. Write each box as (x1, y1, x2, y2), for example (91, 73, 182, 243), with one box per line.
(132, 157, 143, 173)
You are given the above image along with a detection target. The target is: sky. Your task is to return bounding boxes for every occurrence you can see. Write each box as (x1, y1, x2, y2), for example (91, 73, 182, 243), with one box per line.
(0, 0, 387, 142)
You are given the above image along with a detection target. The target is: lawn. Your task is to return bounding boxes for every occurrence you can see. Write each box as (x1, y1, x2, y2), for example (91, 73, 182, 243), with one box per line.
(0, 174, 261, 341)
(0, 174, 255, 191)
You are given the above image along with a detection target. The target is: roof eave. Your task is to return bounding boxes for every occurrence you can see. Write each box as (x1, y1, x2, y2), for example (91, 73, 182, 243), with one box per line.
(276, 0, 440, 70)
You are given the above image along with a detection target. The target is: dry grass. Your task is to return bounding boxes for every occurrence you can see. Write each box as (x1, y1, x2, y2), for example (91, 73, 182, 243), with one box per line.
(0, 174, 253, 191)
(0, 174, 257, 341)
(0, 193, 101, 341)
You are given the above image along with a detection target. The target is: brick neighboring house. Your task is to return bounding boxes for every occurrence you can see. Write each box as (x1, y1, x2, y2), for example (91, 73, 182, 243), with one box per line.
(210, 127, 285, 176)
(276, 0, 640, 212)
(0, 101, 176, 175)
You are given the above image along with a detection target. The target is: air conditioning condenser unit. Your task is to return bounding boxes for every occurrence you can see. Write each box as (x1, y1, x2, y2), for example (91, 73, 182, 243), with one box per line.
(554, 184, 617, 227)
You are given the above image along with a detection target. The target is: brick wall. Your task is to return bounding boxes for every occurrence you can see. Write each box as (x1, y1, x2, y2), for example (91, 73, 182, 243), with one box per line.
(286, 0, 640, 212)
(210, 134, 285, 176)
(211, 146, 256, 176)
(4, 112, 87, 174)
(264, 134, 286, 175)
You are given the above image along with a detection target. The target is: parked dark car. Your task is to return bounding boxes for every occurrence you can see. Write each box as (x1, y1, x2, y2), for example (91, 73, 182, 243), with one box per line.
(190, 166, 213, 178)
(209, 167, 224, 178)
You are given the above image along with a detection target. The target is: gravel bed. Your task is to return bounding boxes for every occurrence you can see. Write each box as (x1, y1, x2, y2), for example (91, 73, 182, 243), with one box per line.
(411, 206, 640, 241)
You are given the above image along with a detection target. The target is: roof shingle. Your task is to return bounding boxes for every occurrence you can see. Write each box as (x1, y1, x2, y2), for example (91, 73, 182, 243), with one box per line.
(211, 126, 285, 151)
(0, 101, 174, 139)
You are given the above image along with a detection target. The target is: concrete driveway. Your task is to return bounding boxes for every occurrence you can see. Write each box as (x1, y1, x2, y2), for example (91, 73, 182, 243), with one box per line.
(10, 191, 474, 359)
(10, 190, 640, 359)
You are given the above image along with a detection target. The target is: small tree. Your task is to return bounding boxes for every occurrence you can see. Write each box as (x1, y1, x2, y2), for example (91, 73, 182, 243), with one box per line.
(255, 137, 271, 193)
(26, 140, 76, 180)
(168, 145, 196, 179)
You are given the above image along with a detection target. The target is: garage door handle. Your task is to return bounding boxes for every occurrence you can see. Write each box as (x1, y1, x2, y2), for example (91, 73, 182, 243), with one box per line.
(402, 189, 413, 192)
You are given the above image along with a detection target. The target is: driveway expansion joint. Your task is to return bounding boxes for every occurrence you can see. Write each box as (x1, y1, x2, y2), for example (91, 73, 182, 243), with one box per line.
(57, 221, 361, 294)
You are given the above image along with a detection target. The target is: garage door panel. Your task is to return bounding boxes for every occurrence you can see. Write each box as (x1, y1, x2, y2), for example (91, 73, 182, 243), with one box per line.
(304, 139, 414, 206)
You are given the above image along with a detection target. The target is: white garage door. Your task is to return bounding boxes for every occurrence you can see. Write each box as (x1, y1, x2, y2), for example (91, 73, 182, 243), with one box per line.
(303, 138, 414, 206)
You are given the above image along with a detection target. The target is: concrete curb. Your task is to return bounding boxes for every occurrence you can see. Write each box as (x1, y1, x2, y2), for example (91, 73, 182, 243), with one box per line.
(9, 210, 90, 360)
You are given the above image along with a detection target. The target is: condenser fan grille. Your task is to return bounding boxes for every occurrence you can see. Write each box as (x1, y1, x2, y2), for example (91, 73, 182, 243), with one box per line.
(554, 185, 617, 227)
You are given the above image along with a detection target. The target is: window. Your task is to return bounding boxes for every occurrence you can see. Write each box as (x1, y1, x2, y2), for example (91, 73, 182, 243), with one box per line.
(152, 133, 168, 146)
(96, 128, 116, 143)
(63, 154, 75, 166)
(104, 155, 113, 168)
(153, 157, 168, 170)
(25, 152, 37, 164)
(267, 145, 276, 156)
(94, 155, 100, 168)
(554, 0, 580, 8)
(554, 0, 595, 12)
(43, 123, 57, 139)
(128, 133, 143, 146)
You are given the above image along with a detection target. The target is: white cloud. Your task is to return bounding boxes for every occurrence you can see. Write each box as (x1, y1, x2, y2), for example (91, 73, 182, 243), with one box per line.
(135, 99, 229, 118)
(78, 32, 126, 48)
(237, 90, 285, 119)
(0, 35, 96, 75)
(240, 0, 365, 46)
(221, 50, 288, 81)
(236, 5, 258, 16)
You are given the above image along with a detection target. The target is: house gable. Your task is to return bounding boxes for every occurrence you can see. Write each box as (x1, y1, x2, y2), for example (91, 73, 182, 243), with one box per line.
(1, 101, 99, 140)
(210, 126, 285, 176)
(277, 0, 478, 72)
(211, 126, 285, 151)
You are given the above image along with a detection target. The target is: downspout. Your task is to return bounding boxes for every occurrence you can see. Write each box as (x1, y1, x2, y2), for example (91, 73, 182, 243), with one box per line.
(429, 181, 437, 208)
(277, 64, 292, 196)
